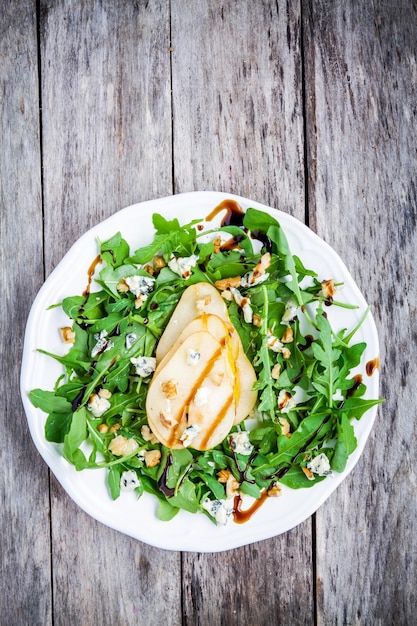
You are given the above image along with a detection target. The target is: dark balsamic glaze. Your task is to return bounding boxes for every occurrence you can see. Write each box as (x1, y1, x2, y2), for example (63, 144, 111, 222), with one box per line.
(233, 491, 269, 524)
(206, 199, 246, 227)
(366, 357, 380, 376)
(78, 255, 102, 317)
(72, 387, 87, 412)
(298, 335, 314, 352)
(158, 454, 175, 497)
(250, 229, 273, 253)
(346, 374, 363, 398)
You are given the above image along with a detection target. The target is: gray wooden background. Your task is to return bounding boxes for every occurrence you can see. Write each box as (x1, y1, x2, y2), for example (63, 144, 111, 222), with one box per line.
(2, 1, 416, 624)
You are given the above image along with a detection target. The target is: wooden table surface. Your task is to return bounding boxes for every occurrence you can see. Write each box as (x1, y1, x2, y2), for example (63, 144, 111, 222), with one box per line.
(2, 1, 416, 624)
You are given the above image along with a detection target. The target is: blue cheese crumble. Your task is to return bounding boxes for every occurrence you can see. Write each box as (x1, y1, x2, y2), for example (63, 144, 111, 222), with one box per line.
(187, 348, 201, 366)
(130, 356, 156, 377)
(125, 332, 137, 349)
(168, 254, 198, 279)
(307, 453, 332, 477)
(180, 424, 200, 447)
(91, 330, 113, 358)
(202, 497, 234, 525)
(120, 470, 140, 492)
(124, 275, 156, 299)
(229, 431, 254, 456)
(87, 393, 111, 417)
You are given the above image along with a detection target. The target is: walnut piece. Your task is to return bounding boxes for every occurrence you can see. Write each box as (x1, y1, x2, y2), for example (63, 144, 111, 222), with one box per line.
(214, 276, 242, 291)
(60, 326, 75, 344)
(161, 379, 178, 399)
(144, 449, 161, 468)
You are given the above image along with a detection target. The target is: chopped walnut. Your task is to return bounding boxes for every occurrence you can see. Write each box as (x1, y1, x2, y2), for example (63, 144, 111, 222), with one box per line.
(153, 255, 166, 270)
(281, 327, 293, 344)
(321, 279, 336, 300)
(213, 236, 222, 254)
(117, 279, 130, 293)
(97, 423, 109, 434)
(217, 469, 231, 483)
(108, 435, 139, 456)
(271, 363, 281, 379)
(301, 466, 315, 480)
(161, 379, 178, 399)
(109, 423, 121, 433)
(134, 294, 145, 309)
(141, 425, 159, 444)
(279, 417, 291, 436)
(60, 326, 75, 344)
(143, 264, 154, 275)
(98, 388, 112, 399)
(267, 482, 282, 497)
(252, 313, 263, 327)
(144, 449, 161, 468)
(214, 276, 242, 291)
(211, 371, 224, 386)
(217, 469, 240, 498)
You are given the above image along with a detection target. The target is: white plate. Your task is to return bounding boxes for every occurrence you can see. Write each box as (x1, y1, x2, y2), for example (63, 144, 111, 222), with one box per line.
(21, 191, 380, 552)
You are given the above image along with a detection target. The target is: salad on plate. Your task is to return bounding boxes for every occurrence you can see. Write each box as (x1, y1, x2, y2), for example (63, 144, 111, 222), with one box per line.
(28, 198, 382, 527)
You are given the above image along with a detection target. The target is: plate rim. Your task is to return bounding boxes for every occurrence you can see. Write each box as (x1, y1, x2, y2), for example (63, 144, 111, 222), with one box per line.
(20, 190, 381, 552)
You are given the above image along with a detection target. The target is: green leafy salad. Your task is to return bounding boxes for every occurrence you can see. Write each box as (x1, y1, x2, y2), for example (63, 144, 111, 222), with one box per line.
(29, 204, 382, 526)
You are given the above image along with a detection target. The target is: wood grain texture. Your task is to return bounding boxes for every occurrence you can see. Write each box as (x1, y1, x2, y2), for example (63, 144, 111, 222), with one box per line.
(171, 2, 313, 625)
(39, 2, 181, 625)
(182, 524, 314, 626)
(3, 0, 417, 623)
(0, 2, 52, 624)
(40, 0, 173, 275)
(303, 1, 417, 623)
(171, 0, 305, 217)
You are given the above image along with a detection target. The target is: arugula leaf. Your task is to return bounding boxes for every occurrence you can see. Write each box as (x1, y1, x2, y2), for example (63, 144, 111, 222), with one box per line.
(29, 389, 72, 414)
(331, 413, 357, 472)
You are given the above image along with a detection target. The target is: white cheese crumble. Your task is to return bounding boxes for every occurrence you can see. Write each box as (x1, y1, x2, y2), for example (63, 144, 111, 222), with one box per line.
(124, 275, 155, 299)
(120, 470, 140, 492)
(202, 497, 234, 525)
(229, 431, 254, 456)
(187, 348, 201, 366)
(307, 453, 332, 476)
(267, 330, 291, 358)
(194, 386, 209, 407)
(277, 389, 296, 413)
(168, 254, 198, 279)
(87, 393, 111, 417)
(266, 330, 283, 353)
(230, 287, 253, 324)
(91, 330, 113, 358)
(125, 332, 137, 349)
(130, 356, 156, 377)
(282, 299, 298, 323)
(240, 270, 270, 288)
(180, 424, 200, 447)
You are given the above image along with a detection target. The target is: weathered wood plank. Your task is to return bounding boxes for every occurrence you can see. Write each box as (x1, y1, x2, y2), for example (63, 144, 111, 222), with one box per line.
(171, 2, 314, 624)
(40, 0, 173, 273)
(303, 1, 417, 623)
(171, 0, 305, 217)
(0, 1, 52, 624)
(39, 2, 181, 625)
